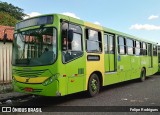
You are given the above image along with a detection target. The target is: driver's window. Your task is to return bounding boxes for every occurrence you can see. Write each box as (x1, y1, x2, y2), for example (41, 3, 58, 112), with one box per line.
(72, 33, 82, 51)
(61, 22, 83, 63)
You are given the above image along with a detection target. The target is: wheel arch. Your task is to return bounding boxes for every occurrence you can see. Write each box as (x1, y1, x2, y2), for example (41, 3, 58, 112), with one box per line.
(88, 71, 103, 89)
(140, 67, 146, 82)
(142, 67, 146, 75)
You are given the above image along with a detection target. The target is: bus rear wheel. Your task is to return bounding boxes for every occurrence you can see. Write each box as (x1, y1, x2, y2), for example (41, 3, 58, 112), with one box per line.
(87, 73, 100, 97)
(140, 68, 146, 82)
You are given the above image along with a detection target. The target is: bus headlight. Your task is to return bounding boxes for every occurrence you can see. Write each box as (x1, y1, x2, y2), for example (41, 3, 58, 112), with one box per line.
(42, 74, 58, 86)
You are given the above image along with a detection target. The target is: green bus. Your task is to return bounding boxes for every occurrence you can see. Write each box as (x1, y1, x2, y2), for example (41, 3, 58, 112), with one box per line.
(10, 14, 158, 97)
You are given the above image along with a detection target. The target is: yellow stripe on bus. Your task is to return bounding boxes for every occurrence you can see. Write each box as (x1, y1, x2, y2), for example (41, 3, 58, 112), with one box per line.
(14, 76, 48, 83)
(85, 54, 104, 90)
(84, 22, 102, 30)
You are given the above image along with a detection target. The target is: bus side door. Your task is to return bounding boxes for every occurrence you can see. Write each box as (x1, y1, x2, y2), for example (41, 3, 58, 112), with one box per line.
(104, 33, 118, 85)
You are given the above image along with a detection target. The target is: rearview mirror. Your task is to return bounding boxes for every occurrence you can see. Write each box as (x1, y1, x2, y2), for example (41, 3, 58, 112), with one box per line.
(3, 33, 7, 44)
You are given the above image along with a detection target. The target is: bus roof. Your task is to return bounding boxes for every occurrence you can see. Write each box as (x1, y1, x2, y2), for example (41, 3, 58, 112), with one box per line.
(17, 13, 158, 45)
(56, 14, 157, 44)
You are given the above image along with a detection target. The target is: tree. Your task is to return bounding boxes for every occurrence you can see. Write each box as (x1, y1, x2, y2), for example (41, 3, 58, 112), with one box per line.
(0, 12, 17, 26)
(0, 1, 26, 20)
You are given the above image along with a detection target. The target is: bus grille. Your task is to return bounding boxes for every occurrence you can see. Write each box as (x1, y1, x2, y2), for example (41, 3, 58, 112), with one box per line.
(13, 69, 46, 78)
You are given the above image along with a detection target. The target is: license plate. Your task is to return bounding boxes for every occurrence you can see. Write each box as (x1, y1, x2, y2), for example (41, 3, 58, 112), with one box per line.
(24, 87, 33, 92)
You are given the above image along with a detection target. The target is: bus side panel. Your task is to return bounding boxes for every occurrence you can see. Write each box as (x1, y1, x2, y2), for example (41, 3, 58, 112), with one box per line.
(152, 56, 158, 74)
(109, 54, 115, 71)
(104, 72, 119, 86)
(117, 55, 131, 82)
(104, 54, 110, 72)
(146, 54, 153, 76)
(145, 56, 158, 77)
(86, 54, 104, 89)
(140, 56, 148, 74)
(104, 54, 119, 86)
(131, 56, 141, 79)
(124, 55, 132, 81)
(65, 55, 86, 95)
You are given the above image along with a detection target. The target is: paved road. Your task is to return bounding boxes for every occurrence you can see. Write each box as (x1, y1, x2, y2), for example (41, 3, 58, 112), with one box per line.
(1, 74, 160, 112)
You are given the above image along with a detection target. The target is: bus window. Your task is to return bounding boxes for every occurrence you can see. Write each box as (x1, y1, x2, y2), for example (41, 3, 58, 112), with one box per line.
(109, 35, 114, 54)
(12, 27, 57, 66)
(104, 34, 114, 54)
(126, 38, 134, 55)
(71, 33, 82, 51)
(118, 36, 126, 54)
(153, 45, 157, 56)
(148, 44, 152, 56)
(143, 42, 147, 55)
(135, 41, 140, 56)
(86, 29, 102, 52)
(61, 22, 83, 63)
(104, 34, 108, 53)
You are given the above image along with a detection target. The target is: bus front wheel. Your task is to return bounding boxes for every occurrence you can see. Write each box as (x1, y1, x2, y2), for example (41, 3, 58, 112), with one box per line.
(87, 73, 100, 97)
(140, 68, 146, 82)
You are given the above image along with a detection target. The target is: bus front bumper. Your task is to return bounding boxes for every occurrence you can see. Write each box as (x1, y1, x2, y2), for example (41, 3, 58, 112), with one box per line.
(12, 79, 61, 96)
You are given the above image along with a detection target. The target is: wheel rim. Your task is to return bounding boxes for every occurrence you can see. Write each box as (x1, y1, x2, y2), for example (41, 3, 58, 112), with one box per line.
(91, 78, 98, 92)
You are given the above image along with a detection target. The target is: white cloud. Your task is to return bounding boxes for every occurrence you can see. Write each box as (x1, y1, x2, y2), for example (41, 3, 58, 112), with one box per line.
(129, 24, 160, 30)
(148, 15, 159, 20)
(94, 21, 101, 25)
(61, 12, 80, 19)
(23, 12, 42, 19)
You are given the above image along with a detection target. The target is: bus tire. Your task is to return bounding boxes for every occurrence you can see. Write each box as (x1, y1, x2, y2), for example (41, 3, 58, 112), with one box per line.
(140, 68, 146, 82)
(87, 73, 100, 97)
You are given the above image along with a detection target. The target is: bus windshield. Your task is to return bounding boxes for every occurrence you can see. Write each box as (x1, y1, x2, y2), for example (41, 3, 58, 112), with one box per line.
(12, 27, 57, 66)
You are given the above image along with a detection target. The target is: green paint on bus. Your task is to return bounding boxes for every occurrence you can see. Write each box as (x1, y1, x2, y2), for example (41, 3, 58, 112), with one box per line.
(12, 14, 158, 97)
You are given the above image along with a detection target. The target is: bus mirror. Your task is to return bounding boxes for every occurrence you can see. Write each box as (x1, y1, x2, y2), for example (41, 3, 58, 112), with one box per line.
(68, 29, 73, 42)
(3, 33, 7, 44)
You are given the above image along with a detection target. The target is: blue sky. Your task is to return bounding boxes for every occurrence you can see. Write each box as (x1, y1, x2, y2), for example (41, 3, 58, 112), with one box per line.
(3, 0, 160, 44)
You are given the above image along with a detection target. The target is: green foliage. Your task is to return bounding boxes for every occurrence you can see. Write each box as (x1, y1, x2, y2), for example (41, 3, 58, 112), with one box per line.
(0, 12, 17, 26)
(0, 1, 26, 20)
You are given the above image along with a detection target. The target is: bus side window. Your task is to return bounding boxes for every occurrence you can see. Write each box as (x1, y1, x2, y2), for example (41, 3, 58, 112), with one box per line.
(61, 22, 83, 63)
(126, 38, 134, 55)
(153, 45, 157, 56)
(118, 36, 126, 54)
(135, 41, 140, 56)
(86, 29, 102, 52)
